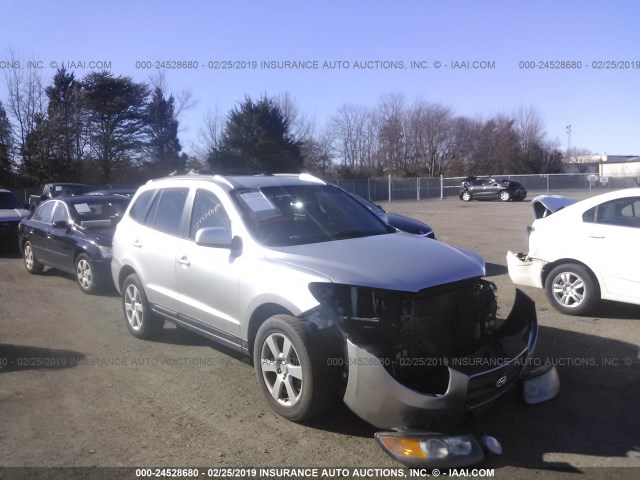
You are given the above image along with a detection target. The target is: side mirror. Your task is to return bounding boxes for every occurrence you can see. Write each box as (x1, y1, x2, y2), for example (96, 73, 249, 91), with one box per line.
(53, 220, 70, 229)
(195, 227, 232, 248)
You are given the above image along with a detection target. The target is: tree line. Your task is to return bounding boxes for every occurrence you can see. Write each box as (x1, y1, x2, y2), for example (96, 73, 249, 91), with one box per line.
(1, 68, 570, 188)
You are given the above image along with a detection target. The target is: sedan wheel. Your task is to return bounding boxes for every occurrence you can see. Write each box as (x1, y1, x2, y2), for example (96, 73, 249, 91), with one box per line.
(254, 315, 336, 422)
(499, 190, 511, 201)
(461, 191, 472, 202)
(260, 332, 304, 407)
(122, 273, 164, 338)
(23, 241, 44, 274)
(75, 254, 97, 293)
(545, 263, 599, 315)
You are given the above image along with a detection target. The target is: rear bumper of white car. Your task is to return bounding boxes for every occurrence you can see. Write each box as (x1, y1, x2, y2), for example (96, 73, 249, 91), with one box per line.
(506, 251, 545, 289)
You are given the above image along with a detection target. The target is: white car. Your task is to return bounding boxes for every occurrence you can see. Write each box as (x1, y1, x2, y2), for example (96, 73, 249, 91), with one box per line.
(507, 188, 640, 315)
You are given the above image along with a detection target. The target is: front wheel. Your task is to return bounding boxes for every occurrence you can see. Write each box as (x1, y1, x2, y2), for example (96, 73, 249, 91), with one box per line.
(254, 315, 336, 422)
(75, 253, 99, 294)
(545, 263, 600, 315)
(460, 191, 472, 202)
(122, 273, 164, 339)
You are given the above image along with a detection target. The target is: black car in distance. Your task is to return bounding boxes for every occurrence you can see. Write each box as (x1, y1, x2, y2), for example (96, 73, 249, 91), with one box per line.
(459, 176, 527, 202)
(18, 195, 131, 293)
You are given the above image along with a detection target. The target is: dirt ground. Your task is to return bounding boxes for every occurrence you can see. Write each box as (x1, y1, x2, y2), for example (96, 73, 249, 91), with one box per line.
(1, 192, 639, 480)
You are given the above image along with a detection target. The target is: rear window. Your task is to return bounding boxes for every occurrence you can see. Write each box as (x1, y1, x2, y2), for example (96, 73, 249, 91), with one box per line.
(145, 188, 189, 236)
(0, 191, 23, 209)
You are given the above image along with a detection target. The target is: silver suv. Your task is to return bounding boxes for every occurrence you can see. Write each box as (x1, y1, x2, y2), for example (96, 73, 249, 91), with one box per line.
(111, 173, 558, 467)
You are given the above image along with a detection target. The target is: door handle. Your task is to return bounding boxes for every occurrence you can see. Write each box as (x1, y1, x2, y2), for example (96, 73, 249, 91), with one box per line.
(132, 240, 142, 248)
(177, 256, 190, 266)
(588, 234, 605, 239)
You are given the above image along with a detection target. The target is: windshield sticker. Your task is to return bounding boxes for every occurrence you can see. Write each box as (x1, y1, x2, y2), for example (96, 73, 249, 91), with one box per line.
(74, 203, 92, 214)
(55, 185, 63, 191)
(240, 191, 277, 213)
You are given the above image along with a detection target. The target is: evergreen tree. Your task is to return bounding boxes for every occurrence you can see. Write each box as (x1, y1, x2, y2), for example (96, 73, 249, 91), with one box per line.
(143, 86, 182, 176)
(83, 71, 149, 183)
(208, 96, 303, 173)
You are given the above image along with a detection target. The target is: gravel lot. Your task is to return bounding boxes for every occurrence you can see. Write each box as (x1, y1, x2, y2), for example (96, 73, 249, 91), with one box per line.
(1, 192, 639, 480)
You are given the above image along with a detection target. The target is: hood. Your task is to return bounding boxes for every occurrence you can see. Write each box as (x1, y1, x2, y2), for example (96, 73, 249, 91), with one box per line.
(265, 233, 485, 292)
(530, 195, 577, 220)
(0, 208, 30, 222)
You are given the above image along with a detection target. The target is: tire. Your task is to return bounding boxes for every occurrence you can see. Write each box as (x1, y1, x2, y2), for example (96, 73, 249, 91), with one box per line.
(75, 253, 99, 294)
(23, 241, 44, 274)
(499, 190, 511, 202)
(253, 314, 336, 422)
(461, 191, 472, 202)
(122, 273, 164, 339)
(544, 263, 600, 315)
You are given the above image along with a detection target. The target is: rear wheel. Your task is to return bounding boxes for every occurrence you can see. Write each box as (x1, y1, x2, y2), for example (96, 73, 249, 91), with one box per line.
(545, 263, 599, 315)
(254, 315, 336, 422)
(122, 273, 164, 338)
(499, 190, 511, 201)
(23, 241, 44, 274)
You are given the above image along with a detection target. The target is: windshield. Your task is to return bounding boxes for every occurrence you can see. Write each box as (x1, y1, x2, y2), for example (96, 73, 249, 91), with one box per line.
(232, 184, 392, 246)
(0, 191, 23, 210)
(70, 198, 131, 223)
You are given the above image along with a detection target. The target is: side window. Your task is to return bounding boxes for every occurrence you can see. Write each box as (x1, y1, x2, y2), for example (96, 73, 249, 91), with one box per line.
(129, 190, 155, 223)
(588, 197, 640, 228)
(52, 202, 70, 225)
(33, 201, 55, 223)
(189, 189, 230, 240)
(153, 188, 189, 236)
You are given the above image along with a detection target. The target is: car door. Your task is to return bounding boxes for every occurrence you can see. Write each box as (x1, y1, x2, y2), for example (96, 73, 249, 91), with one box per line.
(47, 201, 76, 271)
(582, 196, 640, 301)
(174, 188, 242, 345)
(28, 200, 56, 264)
(472, 178, 493, 199)
(133, 188, 190, 317)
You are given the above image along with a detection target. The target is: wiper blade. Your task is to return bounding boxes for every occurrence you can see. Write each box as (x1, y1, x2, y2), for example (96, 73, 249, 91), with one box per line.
(331, 230, 370, 240)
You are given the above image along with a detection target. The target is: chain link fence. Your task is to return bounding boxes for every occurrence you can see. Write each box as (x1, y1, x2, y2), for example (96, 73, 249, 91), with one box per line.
(335, 173, 640, 202)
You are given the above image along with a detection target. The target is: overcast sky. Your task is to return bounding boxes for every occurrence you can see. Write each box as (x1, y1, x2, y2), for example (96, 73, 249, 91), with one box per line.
(2, 0, 639, 157)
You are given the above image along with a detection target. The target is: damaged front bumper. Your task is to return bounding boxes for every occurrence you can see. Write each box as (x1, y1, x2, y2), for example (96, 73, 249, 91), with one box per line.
(344, 289, 544, 429)
(342, 289, 560, 467)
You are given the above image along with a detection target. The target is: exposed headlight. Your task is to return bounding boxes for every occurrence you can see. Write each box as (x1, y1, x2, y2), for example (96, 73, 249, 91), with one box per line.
(308, 283, 388, 324)
(98, 245, 112, 258)
(375, 431, 484, 467)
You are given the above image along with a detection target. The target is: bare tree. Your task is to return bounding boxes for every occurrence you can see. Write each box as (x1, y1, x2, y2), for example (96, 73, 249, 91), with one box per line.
(330, 104, 376, 172)
(2, 49, 46, 177)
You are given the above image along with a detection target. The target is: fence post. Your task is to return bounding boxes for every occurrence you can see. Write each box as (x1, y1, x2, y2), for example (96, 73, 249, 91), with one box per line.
(367, 178, 371, 201)
(440, 175, 444, 199)
(546, 174, 549, 193)
(417, 177, 420, 201)
(388, 175, 392, 203)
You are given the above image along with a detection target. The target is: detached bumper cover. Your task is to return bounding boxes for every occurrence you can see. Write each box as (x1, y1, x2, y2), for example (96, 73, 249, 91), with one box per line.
(343, 290, 538, 429)
(506, 250, 545, 289)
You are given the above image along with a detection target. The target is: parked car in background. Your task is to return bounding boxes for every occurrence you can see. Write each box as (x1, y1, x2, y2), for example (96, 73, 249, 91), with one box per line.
(86, 188, 138, 198)
(348, 193, 436, 238)
(111, 173, 558, 468)
(19, 195, 131, 293)
(28, 183, 91, 210)
(459, 176, 527, 202)
(507, 189, 640, 315)
(0, 189, 30, 249)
